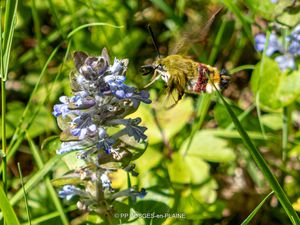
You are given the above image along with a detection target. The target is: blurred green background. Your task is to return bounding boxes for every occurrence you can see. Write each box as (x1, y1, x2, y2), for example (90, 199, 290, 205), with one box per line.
(1, 0, 300, 224)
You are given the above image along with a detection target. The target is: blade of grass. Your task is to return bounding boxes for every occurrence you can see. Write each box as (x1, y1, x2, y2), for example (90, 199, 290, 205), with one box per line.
(222, 0, 253, 43)
(30, 0, 47, 68)
(2, 0, 18, 81)
(225, 104, 256, 130)
(20, 205, 76, 225)
(66, 22, 123, 39)
(0, 6, 3, 79)
(1, 0, 18, 199)
(30, 0, 41, 42)
(282, 106, 289, 164)
(208, 16, 227, 64)
(27, 133, 69, 225)
(0, 184, 20, 225)
(214, 86, 300, 225)
(10, 154, 63, 206)
(6, 45, 59, 155)
(207, 129, 276, 141)
(1, 80, 7, 193)
(241, 191, 274, 225)
(127, 172, 133, 207)
(17, 163, 32, 225)
(229, 65, 255, 74)
(47, 0, 66, 39)
(150, 0, 181, 25)
(5, 134, 23, 163)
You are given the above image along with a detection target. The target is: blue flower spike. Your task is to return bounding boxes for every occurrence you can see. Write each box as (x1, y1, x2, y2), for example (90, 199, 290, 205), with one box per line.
(53, 48, 150, 218)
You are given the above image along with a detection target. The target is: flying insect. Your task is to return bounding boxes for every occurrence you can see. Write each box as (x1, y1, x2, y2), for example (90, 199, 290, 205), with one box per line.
(141, 12, 230, 105)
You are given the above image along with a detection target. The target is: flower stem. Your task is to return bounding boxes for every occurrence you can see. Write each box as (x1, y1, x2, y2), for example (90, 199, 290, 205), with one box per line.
(1, 79, 7, 194)
(282, 106, 289, 165)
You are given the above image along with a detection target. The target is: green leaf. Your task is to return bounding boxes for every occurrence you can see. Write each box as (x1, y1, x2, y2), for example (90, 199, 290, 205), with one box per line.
(167, 152, 210, 184)
(113, 201, 130, 218)
(62, 151, 86, 170)
(191, 179, 218, 204)
(289, 145, 300, 157)
(278, 69, 300, 105)
(244, 0, 275, 20)
(251, 58, 300, 110)
(134, 200, 170, 224)
(51, 176, 82, 187)
(180, 130, 236, 163)
(0, 184, 20, 225)
(41, 135, 61, 153)
(261, 113, 282, 131)
(135, 147, 163, 174)
(119, 135, 147, 160)
(177, 195, 224, 220)
(274, 1, 300, 27)
(251, 57, 282, 110)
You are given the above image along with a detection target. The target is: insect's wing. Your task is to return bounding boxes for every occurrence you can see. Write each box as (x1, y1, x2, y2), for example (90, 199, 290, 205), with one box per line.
(169, 7, 223, 55)
(157, 88, 181, 109)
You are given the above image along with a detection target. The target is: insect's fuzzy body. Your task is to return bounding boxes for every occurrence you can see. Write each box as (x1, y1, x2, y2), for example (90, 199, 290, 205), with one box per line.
(150, 54, 229, 101)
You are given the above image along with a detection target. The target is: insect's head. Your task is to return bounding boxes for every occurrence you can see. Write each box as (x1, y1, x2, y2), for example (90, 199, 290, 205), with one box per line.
(140, 60, 170, 87)
(141, 25, 171, 87)
(140, 64, 156, 76)
(219, 69, 231, 89)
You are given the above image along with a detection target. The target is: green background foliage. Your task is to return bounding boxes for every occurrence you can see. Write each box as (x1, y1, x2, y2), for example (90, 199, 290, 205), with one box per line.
(1, 0, 300, 224)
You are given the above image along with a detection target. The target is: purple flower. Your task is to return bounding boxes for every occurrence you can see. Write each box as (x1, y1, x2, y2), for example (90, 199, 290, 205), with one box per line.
(113, 85, 135, 99)
(56, 141, 88, 154)
(275, 54, 296, 71)
(52, 104, 69, 118)
(104, 74, 126, 85)
(138, 188, 147, 198)
(131, 90, 152, 108)
(254, 34, 266, 52)
(96, 137, 114, 154)
(109, 58, 125, 74)
(288, 25, 300, 56)
(59, 185, 80, 200)
(288, 41, 300, 55)
(107, 58, 128, 77)
(270, 0, 278, 3)
(79, 55, 109, 79)
(254, 33, 284, 56)
(100, 172, 112, 189)
(98, 127, 107, 139)
(71, 124, 97, 140)
(266, 33, 284, 56)
(255, 27, 300, 72)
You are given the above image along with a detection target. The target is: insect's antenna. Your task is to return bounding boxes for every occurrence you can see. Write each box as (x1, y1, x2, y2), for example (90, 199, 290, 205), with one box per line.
(147, 24, 161, 59)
